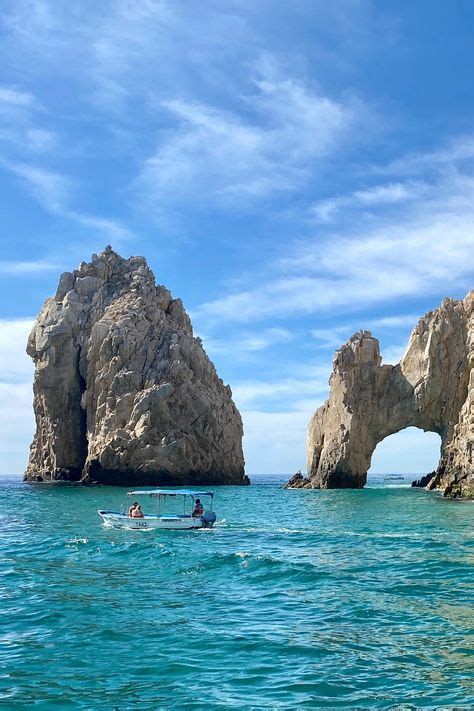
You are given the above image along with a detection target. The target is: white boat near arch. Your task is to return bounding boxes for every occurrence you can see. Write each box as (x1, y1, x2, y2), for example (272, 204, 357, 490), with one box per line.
(98, 489, 217, 530)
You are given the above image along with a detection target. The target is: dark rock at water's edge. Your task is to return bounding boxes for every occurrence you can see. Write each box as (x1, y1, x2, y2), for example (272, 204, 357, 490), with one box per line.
(411, 471, 437, 489)
(25, 247, 249, 486)
(284, 471, 310, 489)
(287, 292, 473, 498)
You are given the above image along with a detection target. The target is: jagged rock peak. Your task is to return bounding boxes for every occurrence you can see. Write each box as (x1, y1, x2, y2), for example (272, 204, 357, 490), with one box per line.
(288, 291, 473, 498)
(25, 247, 248, 486)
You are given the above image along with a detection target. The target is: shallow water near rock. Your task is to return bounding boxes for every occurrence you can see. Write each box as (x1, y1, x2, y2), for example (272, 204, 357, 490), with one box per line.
(0, 475, 472, 709)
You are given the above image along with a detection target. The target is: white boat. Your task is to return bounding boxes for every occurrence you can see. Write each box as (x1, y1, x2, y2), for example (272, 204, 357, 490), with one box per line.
(98, 489, 217, 530)
(383, 475, 404, 481)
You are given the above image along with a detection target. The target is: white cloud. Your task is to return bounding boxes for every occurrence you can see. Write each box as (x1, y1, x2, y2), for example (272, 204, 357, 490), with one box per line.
(139, 74, 364, 207)
(0, 86, 34, 106)
(311, 325, 357, 349)
(3, 161, 70, 212)
(368, 314, 420, 328)
(311, 314, 420, 348)
(191, 137, 473, 331)
(0, 382, 34, 475)
(1, 159, 131, 243)
(0, 318, 35, 381)
(232, 375, 328, 411)
(0, 260, 59, 275)
(0, 83, 56, 154)
(0, 320, 35, 474)
(242, 409, 310, 476)
(197, 180, 474, 323)
(201, 327, 294, 361)
(0, 79, 130, 244)
(378, 135, 474, 176)
(312, 180, 427, 221)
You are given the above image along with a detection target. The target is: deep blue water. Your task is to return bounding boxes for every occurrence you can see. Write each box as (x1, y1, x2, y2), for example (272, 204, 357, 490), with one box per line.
(0, 475, 472, 709)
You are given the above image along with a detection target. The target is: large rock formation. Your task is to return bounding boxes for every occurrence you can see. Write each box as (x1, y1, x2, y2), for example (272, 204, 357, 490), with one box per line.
(293, 292, 473, 498)
(25, 247, 248, 486)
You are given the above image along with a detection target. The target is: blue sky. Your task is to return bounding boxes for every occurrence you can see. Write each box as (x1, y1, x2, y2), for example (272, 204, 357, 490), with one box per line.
(1, 1, 473, 476)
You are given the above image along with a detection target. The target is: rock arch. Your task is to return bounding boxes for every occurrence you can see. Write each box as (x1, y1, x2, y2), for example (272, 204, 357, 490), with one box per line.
(288, 293, 473, 497)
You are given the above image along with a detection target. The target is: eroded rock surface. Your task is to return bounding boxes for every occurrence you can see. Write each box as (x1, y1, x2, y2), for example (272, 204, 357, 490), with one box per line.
(294, 292, 473, 497)
(25, 247, 248, 486)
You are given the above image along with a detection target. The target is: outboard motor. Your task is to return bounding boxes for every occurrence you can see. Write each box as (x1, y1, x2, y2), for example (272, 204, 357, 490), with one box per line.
(201, 510, 216, 528)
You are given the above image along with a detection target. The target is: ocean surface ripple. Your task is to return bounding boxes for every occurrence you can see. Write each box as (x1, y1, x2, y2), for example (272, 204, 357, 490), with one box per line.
(0, 476, 472, 709)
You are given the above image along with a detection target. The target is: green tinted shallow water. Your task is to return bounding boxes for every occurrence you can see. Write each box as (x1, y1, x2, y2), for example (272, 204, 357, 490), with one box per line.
(0, 476, 472, 710)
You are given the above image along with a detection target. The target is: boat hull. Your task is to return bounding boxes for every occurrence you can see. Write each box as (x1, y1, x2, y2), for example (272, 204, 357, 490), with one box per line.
(98, 510, 211, 530)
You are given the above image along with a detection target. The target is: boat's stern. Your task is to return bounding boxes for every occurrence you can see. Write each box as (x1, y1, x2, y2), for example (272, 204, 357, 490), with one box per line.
(98, 510, 126, 527)
(200, 511, 217, 528)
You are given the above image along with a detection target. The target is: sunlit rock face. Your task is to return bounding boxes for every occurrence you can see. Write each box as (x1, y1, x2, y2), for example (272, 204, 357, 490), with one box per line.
(25, 247, 248, 486)
(295, 292, 473, 498)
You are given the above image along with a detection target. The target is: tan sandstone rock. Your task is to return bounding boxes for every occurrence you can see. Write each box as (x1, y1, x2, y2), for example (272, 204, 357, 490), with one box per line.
(25, 247, 248, 486)
(294, 292, 473, 498)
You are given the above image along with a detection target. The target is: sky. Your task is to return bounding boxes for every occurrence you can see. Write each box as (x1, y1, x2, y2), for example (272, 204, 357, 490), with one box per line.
(1, 1, 473, 477)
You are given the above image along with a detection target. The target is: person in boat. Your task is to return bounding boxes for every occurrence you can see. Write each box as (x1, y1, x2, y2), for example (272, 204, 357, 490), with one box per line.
(128, 501, 139, 517)
(192, 498, 204, 517)
(131, 504, 144, 518)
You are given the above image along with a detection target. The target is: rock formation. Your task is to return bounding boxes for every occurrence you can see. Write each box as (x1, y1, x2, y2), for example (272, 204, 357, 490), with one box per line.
(291, 292, 473, 498)
(25, 247, 248, 486)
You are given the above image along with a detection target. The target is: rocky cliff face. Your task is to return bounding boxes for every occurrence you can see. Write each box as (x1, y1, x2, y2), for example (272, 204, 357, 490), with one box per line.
(293, 292, 473, 498)
(25, 247, 248, 486)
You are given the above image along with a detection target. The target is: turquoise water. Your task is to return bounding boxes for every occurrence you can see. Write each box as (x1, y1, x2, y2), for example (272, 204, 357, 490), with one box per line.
(0, 476, 472, 709)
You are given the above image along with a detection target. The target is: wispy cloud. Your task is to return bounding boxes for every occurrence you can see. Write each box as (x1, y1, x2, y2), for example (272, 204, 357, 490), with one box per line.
(0, 318, 35, 381)
(0, 260, 59, 275)
(201, 327, 294, 361)
(0, 79, 131, 244)
(196, 142, 474, 324)
(311, 180, 427, 222)
(1, 3, 372, 217)
(139, 73, 366, 208)
(232, 374, 329, 411)
(311, 314, 421, 349)
(1, 159, 131, 242)
(3, 161, 70, 211)
(197, 223, 474, 323)
(0, 83, 56, 153)
(377, 135, 474, 176)
(0, 86, 34, 106)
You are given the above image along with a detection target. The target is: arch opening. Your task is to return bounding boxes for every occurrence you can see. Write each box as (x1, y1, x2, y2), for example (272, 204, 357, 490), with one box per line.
(368, 427, 442, 482)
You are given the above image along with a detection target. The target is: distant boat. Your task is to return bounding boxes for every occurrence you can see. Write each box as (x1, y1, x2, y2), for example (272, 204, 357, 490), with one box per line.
(98, 489, 217, 530)
(383, 475, 404, 481)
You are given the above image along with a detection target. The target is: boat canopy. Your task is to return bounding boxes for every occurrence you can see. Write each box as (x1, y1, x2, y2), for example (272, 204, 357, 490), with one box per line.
(127, 489, 214, 499)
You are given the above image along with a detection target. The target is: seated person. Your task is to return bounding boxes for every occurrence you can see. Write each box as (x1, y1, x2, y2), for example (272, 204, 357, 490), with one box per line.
(128, 501, 138, 517)
(192, 498, 204, 517)
(131, 504, 144, 518)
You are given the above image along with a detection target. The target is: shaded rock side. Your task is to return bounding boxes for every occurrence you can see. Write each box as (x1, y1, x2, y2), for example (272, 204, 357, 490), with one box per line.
(411, 471, 436, 489)
(25, 247, 248, 486)
(298, 292, 473, 497)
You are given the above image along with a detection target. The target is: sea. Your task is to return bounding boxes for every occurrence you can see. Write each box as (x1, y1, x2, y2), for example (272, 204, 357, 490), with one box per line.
(0, 474, 472, 710)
